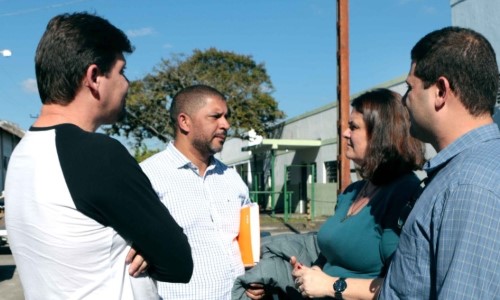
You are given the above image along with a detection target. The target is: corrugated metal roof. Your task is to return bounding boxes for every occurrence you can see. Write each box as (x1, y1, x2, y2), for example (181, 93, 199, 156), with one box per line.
(0, 120, 25, 138)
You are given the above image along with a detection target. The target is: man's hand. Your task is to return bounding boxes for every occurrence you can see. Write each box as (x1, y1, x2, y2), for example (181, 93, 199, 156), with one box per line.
(126, 247, 148, 277)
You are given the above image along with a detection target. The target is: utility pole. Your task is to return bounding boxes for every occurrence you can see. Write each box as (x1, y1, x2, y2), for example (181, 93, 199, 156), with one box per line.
(337, 0, 351, 193)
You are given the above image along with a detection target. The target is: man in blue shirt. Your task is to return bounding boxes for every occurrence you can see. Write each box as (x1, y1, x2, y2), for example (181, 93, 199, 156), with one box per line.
(379, 27, 500, 299)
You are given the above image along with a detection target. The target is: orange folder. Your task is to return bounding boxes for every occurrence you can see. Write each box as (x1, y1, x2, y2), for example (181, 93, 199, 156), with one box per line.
(238, 203, 260, 267)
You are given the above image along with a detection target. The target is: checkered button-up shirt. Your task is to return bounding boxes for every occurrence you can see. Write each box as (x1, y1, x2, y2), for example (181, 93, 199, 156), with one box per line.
(141, 142, 250, 300)
(380, 124, 500, 299)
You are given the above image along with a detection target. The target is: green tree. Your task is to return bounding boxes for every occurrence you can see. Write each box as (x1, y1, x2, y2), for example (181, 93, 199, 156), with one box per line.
(133, 145, 161, 163)
(105, 48, 285, 146)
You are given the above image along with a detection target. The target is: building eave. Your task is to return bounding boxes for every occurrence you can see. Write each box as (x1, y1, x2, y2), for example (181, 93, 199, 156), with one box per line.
(242, 139, 322, 154)
(0, 120, 25, 138)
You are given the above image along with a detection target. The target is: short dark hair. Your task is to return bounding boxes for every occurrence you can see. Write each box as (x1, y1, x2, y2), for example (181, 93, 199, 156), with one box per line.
(411, 26, 498, 116)
(170, 85, 226, 130)
(35, 12, 134, 104)
(352, 88, 425, 185)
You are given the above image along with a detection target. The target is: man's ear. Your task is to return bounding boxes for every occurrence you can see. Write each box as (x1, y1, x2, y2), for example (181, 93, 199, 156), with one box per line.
(84, 64, 100, 98)
(435, 76, 450, 110)
(178, 113, 190, 134)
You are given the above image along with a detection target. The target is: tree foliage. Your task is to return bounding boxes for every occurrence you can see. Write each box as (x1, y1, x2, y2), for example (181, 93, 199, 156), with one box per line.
(105, 48, 286, 147)
(133, 145, 161, 163)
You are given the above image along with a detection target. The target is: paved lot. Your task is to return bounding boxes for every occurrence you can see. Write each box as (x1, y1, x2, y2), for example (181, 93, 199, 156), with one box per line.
(0, 247, 23, 300)
(0, 212, 24, 300)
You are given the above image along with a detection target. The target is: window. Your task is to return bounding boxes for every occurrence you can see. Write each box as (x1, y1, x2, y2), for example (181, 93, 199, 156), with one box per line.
(325, 161, 338, 183)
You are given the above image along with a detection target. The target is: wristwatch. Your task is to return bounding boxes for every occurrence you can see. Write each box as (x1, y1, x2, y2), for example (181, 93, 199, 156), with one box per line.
(333, 277, 347, 299)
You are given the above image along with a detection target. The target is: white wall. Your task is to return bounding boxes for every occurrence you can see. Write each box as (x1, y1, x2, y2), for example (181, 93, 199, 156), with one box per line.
(451, 0, 500, 69)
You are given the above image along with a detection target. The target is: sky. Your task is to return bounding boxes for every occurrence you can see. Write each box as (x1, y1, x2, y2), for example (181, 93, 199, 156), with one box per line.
(0, 0, 452, 131)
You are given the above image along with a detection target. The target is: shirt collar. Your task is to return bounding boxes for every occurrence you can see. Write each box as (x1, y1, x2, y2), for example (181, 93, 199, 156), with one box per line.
(166, 141, 216, 172)
(424, 123, 500, 175)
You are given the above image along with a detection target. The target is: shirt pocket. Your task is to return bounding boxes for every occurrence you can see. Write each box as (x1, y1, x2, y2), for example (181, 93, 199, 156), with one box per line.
(211, 189, 247, 233)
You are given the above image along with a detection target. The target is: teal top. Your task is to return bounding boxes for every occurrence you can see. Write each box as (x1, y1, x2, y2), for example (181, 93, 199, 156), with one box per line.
(317, 173, 421, 279)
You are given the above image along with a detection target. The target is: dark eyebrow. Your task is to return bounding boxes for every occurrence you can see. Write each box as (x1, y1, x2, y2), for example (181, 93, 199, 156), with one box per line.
(210, 111, 228, 118)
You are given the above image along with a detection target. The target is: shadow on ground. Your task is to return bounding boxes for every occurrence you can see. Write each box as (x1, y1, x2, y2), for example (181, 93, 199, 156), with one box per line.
(259, 210, 326, 235)
(0, 265, 15, 282)
(0, 247, 11, 255)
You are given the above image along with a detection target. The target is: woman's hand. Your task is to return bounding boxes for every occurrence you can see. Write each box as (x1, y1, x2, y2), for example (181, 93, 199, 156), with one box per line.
(245, 283, 266, 299)
(126, 247, 148, 277)
(291, 256, 335, 298)
(290, 256, 302, 271)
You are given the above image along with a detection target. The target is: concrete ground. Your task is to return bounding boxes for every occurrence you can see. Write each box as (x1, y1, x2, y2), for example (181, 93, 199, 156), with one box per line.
(259, 211, 327, 235)
(0, 212, 327, 299)
(0, 211, 23, 300)
(0, 247, 23, 300)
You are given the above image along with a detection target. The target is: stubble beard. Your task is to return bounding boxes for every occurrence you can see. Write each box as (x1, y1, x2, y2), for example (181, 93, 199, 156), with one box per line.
(106, 98, 127, 124)
(192, 136, 224, 157)
(409, 121, 432, 145)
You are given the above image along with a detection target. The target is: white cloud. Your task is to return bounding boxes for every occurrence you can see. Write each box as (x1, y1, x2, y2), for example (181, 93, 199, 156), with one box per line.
(163, 43, 173, 49)
(127, 27, 154, 38)
(22, 78, 38, 94)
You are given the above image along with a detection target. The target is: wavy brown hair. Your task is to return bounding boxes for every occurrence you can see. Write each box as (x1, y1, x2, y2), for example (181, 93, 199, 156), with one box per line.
(352, 88, 425, 185)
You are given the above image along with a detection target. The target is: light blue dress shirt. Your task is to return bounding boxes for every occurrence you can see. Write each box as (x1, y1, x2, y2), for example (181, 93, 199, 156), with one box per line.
(380, 124, 500, 299)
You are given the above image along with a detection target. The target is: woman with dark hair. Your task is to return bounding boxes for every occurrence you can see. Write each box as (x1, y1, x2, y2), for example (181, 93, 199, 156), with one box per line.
(291, 88, 425, 300)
